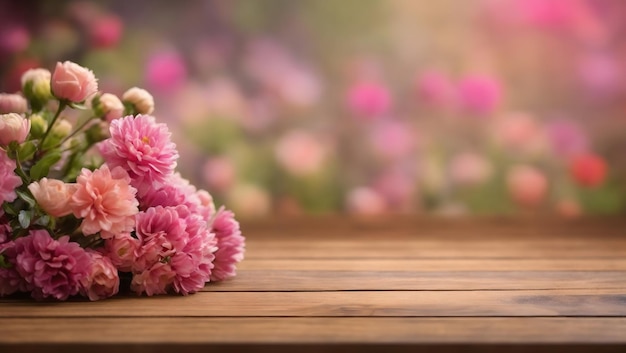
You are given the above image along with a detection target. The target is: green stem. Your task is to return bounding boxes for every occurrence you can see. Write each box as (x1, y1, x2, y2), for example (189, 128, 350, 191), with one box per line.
(39, 100, 67, 150)
(13, 148, 30, 183)
(58, 115, 96, 146)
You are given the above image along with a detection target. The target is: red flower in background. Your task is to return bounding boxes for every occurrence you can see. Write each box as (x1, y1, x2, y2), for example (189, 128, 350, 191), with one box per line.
(570, 153, 607, 187)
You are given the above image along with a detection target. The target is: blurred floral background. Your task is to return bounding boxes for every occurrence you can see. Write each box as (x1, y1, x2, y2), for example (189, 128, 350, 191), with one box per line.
(2, 0, 626, 218)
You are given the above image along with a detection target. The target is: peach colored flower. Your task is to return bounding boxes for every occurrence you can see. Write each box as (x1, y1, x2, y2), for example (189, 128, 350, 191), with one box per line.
(0, 93, 27, 114)
(80, 250, 120, 301)
(70, 165, 138, 238)
(122, 87, 154, 114)
(51, 61, 98, 102)
(507, 165, 548, 207)
(28, 178, 75, 217)
(0, 113, 30, 146)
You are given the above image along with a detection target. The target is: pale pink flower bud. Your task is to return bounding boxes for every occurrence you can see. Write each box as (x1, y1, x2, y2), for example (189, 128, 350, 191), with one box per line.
(0, 93, 28, 114)
(0, 113, 30, 145)
(21, 68, 52, 102)
(51, 61, 98, 103)
(28, 178, 75, 217)
(122, 87, 154, 114)
(93, 93, 123, 121)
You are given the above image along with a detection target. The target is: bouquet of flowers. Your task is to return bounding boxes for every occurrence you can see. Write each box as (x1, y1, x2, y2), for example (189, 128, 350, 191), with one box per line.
(0, 61, 244, 301)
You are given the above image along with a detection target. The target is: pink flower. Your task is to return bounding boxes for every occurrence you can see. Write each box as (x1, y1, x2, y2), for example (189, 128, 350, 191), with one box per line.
(346, 187, 387, 215)
(132, 206, 216, 295)
(0, 93, 27, 114)
(88, 14, 123, 49)
(122, 87, 154, 115)
(99, 115, 178, 191)
(373, 168, 417, 211)
(227, 184, 271, 218)
(145, 51, 187, 93)
(457, 74, 502, 116)
(51, 61, 98, 103)
(210, 208, 244, 281)
(28, 178, 75, 217)
(0, 24, 30, 54)
(9, 230, 91, 300)
(202, 157, 236, 192)
(0, 222, 10, 246)
(495, 112, 543, 152)
(69, 165, 139, 238)
(507, 165, 548, 207)
(93, 93, 124, 122)
(369, 120, 417, 160)
(347, 81, 392, 119)
(415, 70, 455, 107)
(103, 232, 139, 272)
(545, 120, 589, 158)
(274, 130, 326, 176)
(139, 173, 213, 220)
(0, 113, 30, 146)
(448, 152, 493, 187)
(80, 250, 119, 301)
(0, 149, 22, 204)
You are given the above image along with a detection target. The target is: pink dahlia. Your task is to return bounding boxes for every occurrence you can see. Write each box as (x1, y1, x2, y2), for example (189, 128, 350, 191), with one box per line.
(70, 165, 139, 238)
(80, 250, 120, 301)
(139, 173, 215, 220)
(210, 207, 245, 281)
(132, 205, 216, 295)
(0, 149, 22, 204)
(99, 114, 179, 192)
(9, 230, 91, 300)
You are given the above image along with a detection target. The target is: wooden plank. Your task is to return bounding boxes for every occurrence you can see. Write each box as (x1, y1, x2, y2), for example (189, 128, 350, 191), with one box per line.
(244, 240, 626, 259)
(1, 317, 626, 344)
(238, 258, 626, 271)
(2, 289, 625, 317)
(202, 270, 626, 291)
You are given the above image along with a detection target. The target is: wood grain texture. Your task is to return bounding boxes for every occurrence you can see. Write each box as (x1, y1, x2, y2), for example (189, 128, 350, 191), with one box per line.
(0, 217, 625, 352)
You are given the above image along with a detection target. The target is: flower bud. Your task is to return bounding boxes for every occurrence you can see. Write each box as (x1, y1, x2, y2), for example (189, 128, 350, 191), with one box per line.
(28, 178, 75, 217)
(92, 93, 123, 121)
(51, 119, 73, 140)
(29, 113, 47, 138)
(51, 61, 98, 103)
(0, 93, 28, 114)
(21, 68, 52, 107)
(0, 113, 30, 146)
(122, 87, 154, 114)
(85, 120, 110, 144)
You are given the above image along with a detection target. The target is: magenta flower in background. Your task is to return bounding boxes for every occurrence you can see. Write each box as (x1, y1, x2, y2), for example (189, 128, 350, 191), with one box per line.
(99, 114, 179, 191)
(8, 230, 91, 300)
(373, 168, 417, 211)
(369, 120, 417, 160)
(577, 52, 622, 99)
(0, 24, 29, 54)
(0, 149, 22, 204)
(88, 14, 123, 49)
(415, 69, 455, 107)
(545, 119, 589, 159)
(70, 165, 139, 238)
(457, 74, 502, 116)
(210, 207, 245, 281)
(347, 81, 392, 120)
(514, 0, 576, 29)
(145, 50, 187, 93)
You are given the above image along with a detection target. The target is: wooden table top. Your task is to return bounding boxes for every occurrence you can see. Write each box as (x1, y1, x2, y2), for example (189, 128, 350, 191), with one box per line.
(1, 217, 625, 353)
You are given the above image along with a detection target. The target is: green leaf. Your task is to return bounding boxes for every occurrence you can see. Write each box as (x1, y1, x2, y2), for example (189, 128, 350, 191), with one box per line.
(0, 254, 12, 269)
(2, 202, 17, 216)
(18, 141, 37, 161)
(16, 190, 36, 208)
(29, 151, 62, 180)
(18, 210, 32, 229)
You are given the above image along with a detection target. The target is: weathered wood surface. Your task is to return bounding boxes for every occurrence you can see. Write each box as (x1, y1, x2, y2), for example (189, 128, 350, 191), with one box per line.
(1, 216, 625, 353)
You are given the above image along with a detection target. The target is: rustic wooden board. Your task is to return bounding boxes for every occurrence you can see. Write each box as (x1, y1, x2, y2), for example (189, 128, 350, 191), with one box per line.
(1, 218, 625, 352)
(2, 289, 626, 317)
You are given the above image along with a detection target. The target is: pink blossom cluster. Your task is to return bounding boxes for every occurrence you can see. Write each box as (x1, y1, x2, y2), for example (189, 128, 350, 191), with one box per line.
(0, 61, 244, 301)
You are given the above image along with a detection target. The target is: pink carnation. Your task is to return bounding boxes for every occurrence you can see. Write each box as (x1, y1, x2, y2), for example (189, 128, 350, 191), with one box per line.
(347, 81, 392, 120)
(8, 230, 91, 300)
(80, 250, 120, 301)
(457, 74, 502, 116)
(139, 173, 214, 220)
(70, 165, 139, 238)
(0, 149, 22, 204)
(210, 208, 245, 281)
(99, 114, 179, 192)
(132, 206, 216, 296)
(103, 232, 139, 272)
